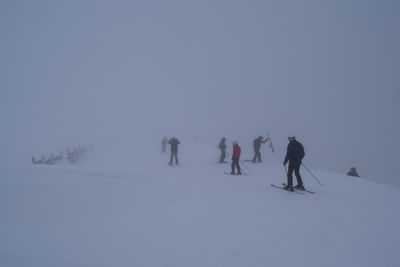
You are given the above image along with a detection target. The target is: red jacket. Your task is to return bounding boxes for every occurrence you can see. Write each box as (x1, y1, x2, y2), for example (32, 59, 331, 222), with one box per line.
(232, 144, 241, 159)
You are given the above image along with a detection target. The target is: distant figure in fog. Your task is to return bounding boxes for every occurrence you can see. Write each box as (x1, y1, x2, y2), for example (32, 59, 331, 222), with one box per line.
(168, 137, 180, 166)
(347, 167, 360, 177)
(67, 149, 77, 163)
(230, 141, 242, 175)
(46, 154, 55, 164)
(67, 149, 72, 162)
(252, 136, 268, 163)
(162, 136, 168, 153)
(218, 137, 227, 163)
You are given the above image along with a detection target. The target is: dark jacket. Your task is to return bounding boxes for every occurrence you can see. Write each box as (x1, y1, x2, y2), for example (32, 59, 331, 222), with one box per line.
(253, 136, 267, 151)
(168, 138, 180, 152)
(218, 138, 227, 150)
(284, 140, 305, 165)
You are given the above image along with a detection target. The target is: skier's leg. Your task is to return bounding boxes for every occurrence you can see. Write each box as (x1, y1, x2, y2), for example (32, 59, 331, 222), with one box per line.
(287, 164, 295, 186)
(294, 164, 303, 185)
(252, 152, 257, 163)
(236, 160, 241, 174)
(174, 151, 179, 165)
(169, 152, 173, 166)
(219, 150, 225, 163)
(231, 160, 235, 174)
(257, 150, 261, 162)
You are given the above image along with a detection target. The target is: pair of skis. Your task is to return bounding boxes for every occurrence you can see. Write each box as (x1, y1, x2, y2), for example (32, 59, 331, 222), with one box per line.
(224, 172, 247, 176)
(270, 184, 315, 194)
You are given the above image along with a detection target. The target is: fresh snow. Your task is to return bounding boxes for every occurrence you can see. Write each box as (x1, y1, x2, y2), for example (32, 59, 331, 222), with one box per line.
(0, 141, 399, 267)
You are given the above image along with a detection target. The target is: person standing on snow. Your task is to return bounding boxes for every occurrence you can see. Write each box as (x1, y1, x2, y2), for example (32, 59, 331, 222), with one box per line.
(230, 141, 242, 175)
(283, 136, 305, 191)
(218, 137, 227, 163)
(161, 136, 168, 153)
(252, 136, 269, 163)
(168, 137, 180, 166)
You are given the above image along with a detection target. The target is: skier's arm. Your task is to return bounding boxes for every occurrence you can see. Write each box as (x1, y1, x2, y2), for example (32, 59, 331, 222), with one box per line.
(283, 156, 289, 165)
(283, 146, 290, 165)
(300, 144, 305, 162)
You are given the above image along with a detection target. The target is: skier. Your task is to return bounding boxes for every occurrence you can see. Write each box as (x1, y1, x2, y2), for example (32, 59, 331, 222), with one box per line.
(347, 167, 360, 177)
(168, 137, 180, 166)
(230, 141, 242, 175)
(283, 136, 305, 191)
(161, 136, 168, 153)
(252, 136, 269, 163)
(218, 137, 227, 163)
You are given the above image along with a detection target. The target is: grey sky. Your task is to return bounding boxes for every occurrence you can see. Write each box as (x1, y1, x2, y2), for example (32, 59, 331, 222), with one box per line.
(1, 0, 399, 184)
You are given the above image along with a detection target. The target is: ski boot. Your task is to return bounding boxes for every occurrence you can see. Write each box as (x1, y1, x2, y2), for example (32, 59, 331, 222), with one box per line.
(237, 171, 242, 175)
(283, 184, 294, 192)
(230, 171, 235, 175)
(294, 184, 305, 191)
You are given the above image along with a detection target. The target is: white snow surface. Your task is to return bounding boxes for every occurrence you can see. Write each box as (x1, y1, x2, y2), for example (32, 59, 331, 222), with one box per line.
(1, 140, 399, 267)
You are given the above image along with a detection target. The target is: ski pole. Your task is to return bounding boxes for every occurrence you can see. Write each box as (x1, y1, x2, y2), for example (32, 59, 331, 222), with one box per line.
(301, 164, 323, 187)
(240, 160, 252, 173)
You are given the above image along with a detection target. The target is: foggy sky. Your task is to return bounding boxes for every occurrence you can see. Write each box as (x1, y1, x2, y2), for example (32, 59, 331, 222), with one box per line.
(1, 0, 399, 185)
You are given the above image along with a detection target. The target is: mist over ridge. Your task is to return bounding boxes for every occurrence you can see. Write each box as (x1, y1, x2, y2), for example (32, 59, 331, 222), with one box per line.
(0, 0, 399, 185)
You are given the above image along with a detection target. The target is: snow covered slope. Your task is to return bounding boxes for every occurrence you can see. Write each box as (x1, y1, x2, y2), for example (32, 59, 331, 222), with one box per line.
(0, 141, 399, 267)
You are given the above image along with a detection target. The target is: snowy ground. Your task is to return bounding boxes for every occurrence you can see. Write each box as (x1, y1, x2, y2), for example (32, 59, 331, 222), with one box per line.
(1, 141, 399, 267)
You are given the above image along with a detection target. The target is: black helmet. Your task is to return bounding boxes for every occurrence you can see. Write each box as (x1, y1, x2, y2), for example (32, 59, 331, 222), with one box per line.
(288, 135, 296, 141)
